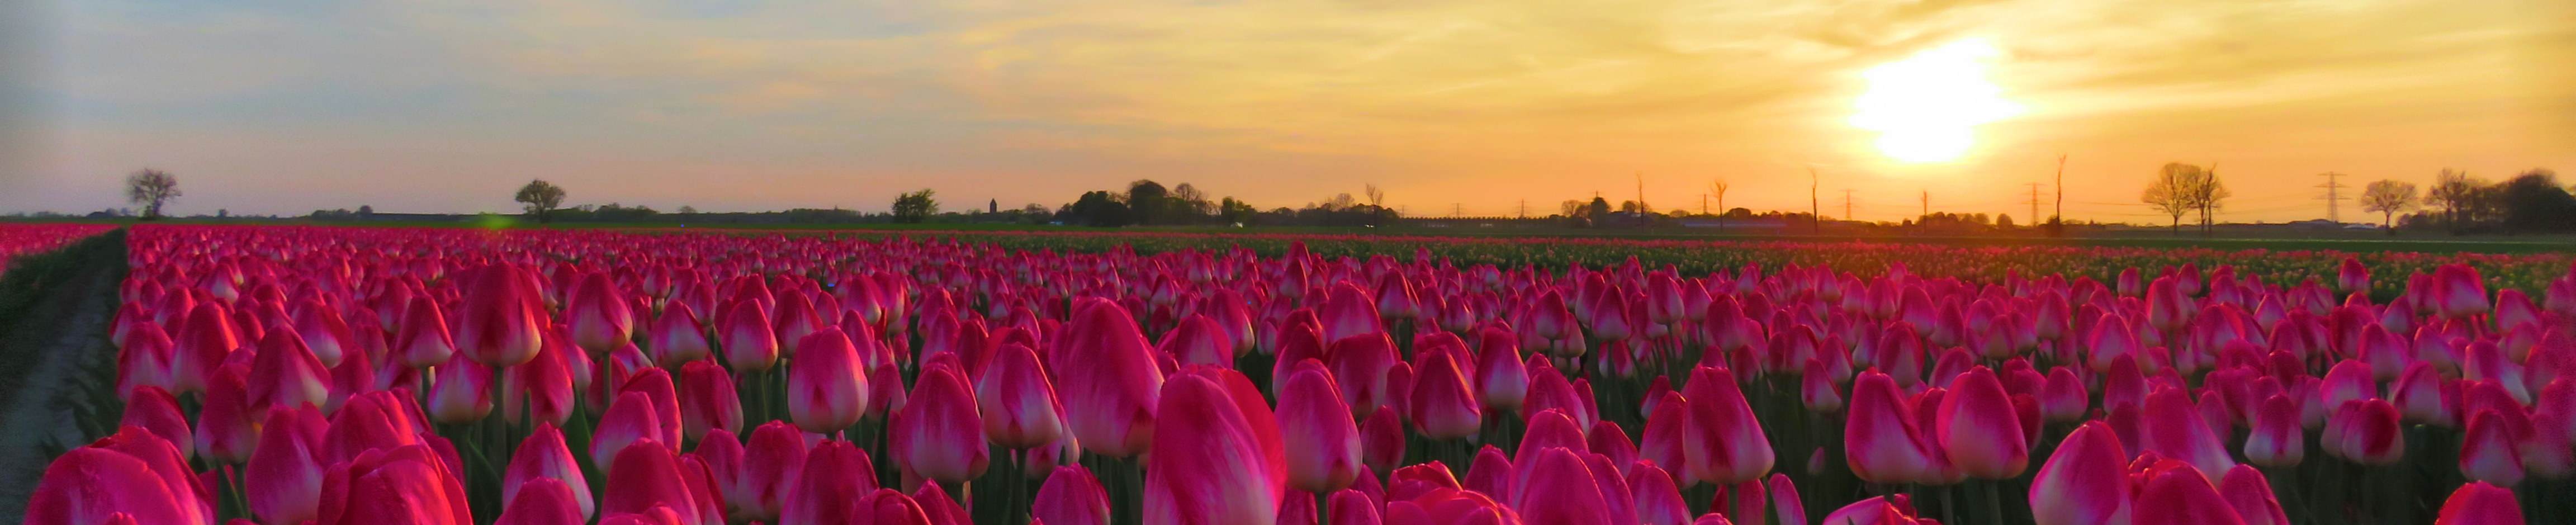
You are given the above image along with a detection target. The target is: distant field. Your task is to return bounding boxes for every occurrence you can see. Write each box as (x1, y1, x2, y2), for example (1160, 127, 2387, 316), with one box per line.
(10, 217, 2574, 253)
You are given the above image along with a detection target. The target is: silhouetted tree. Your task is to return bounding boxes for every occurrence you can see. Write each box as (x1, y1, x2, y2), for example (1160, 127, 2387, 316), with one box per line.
(1127, 180, 1169, 225)
(2360, 179, 2417, 234)
(514, 179, 566, 223)
(2499, 169, 2575, 234)
(1063, 191, 1131, 226)
(125, 169, 181, 219)
(2428, 169, 2485, 233)
(2141, 163, 2212, 235)
(891, 188, 939, 223)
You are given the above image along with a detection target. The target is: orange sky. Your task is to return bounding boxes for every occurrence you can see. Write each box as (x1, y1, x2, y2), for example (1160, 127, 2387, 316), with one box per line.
(1, 0, 2570, 223)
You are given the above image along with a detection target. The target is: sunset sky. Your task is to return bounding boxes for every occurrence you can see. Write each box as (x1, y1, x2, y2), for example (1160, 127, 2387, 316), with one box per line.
(2, 0, 2570, 223)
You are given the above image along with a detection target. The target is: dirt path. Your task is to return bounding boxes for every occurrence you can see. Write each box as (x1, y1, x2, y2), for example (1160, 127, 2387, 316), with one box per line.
(0, 231, 127, 523)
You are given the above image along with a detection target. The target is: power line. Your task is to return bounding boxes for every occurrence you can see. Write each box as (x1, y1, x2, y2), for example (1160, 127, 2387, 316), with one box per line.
(1841, 189, 1855, 220)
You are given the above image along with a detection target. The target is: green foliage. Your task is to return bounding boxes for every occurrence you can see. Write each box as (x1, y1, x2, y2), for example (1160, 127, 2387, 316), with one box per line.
(513, 179, 567, 223)
(892, 188, 940, 224)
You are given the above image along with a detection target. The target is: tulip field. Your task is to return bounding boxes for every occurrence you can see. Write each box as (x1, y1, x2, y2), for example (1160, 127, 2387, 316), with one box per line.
(17, 224, 2576, 525)
(0, 224, 115, 280)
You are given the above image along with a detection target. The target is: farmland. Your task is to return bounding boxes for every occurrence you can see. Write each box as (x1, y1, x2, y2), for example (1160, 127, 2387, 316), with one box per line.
(3, 223, 2567, 524)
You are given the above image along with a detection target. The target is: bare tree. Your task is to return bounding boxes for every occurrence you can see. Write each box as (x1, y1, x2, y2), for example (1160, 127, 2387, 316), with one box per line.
(2360, 179, 2418, 233)
(2141, 163, 2208, 235)
(125, 168, 181, 219)
(1711, 179, 1729, 232)
(1364, 185, 1386, 210)
(514, 179, 567, 224)
(2427, 168, 2484, 232)
(1559, 200, 1585, 218)
(2194, 164, 2230, 236)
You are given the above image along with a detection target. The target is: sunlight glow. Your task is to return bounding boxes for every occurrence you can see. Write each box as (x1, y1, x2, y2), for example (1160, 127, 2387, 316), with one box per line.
(1850, 40, 2023, 163)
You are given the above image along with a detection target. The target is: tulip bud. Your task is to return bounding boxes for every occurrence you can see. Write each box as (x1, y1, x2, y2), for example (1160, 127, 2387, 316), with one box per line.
(505, 423, 596, 519)
(977, 342, 1066, 450)
(787, 328, 870, 434)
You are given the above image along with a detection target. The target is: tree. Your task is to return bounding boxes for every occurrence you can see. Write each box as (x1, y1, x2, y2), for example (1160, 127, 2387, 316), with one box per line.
(2498, 169, 2576, 234)
(2428, 169, 2485, 233)
(1711, 179, 1729, 231)
(1127, 180, 1169, 225)
(1064, 191, 1131, 226)
(1218, 197, 1257, 224)
(514, 179, 567, 224)
(125, 169, 181, 219)
(677, 205, 698, 214)
(2359, 179, 2417, 233)
(1587, 197, 1612, 221)
(2193, 166, 2230, 236)
(2140, 163, 2209, 234)
(1559, 200, 1585, 218)
(891, 188, 939, 223)
(1172, 183, 1212, 221)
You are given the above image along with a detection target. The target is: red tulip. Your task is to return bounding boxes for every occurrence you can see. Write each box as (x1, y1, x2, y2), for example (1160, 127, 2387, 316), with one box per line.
(459, 266, 548, 367)
(676, 360, 741, 441)
(117, 323, 178, 401)
(246, 406, 327, 525)
(1801, 360, 1843, 413)
(781, 439, 879, 525)
(787, 328, 870, 434)
(292, 299, 354, 370)
(1639, 391, 1689, 484)
(977, 342, 1066, 450)
(314, 444, 473, 525)
(320, 390, 426, 463)
(2030, 422, 2130, 525)
(895, 365, 989, 484)
(1820, 495, 1923, 525)
(2432, 264, 2490, 319)
(1329, 333, 1401, 418)
(1033, 464, 1110, 525)
(1144, 370, 1286, 525)
(1055, 300, 1166, 458)
(1360, 405, 1406, 476)
(495, 477, 585, 525)
(171, 303, 238, 395)
(1327, 489, 1379, 525)
(505, 422, 596, 519)
(2436, 481, 2525, 525)
(567, 272, 636, 354)
(1632, 464, 1689, 525)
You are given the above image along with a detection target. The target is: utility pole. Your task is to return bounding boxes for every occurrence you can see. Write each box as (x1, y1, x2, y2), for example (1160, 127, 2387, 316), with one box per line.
(1920, 190, 1929, 218)
(1701, 193, 1708, 215)
(1636, 172, 1649, 215)
(1453, 203, 1463, 218)
(2317, 172, 2348, 223)
(1842, 190, 1854, 221)
(1518, 200, 1527, 219)
(2024, 182, 2045, 226)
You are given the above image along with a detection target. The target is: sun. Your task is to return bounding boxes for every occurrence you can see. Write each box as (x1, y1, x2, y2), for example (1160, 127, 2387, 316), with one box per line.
(1849, 40, 2023, 163)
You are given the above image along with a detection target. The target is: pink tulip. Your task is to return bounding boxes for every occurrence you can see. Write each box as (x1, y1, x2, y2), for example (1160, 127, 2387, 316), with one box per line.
(566, 272, 635, 354)
(314, 444, 473, 525)
(495, 478, 585, 525)
(2244, 394, 2304, 467)
(1144, 369, 1286, 525)
(1360, 405, 1406, 476)
(1683, 366, 1773, 485)
(395, 297, 456, 368)
(2030, 422, 2130, 525)
(2436, 481, 2525, 525)
(1409, 346, 1483, 440)
(2133, 461, 2244, 525)
(504, 422, 596, 519)
(781, 439, 879, 525)
(195, 364, 259, 463)
(27, 429, 211, 525)
(426, 352, 494, 424)
(1055, 300, 1166, 458)
(594, 390, 664, 467)
(459, 266, 548, 367)
(1328, 333, 1401, 418)
(719, 301, 779, 372)
(1474, 328, 1529, 413)
(1632, 465, 1689, 525)
(649, 302, 712, 366)
(894, 365, 989, 484)
(1846, 370, 1937, 484)
(2325, 398, 2405, 465)
(1514, 447, 1612, 525)
(675, 361, 741, 442)
(787, 328, 870, 434)
(2461, 408, 2525, 486)
(2338, 258, 2371, 294)
(1033, 464, 1110, 525)
(1938, 366, 2028, 479)
(977, 342, 1066, 450)
(2141, 387, 2233, 484)
(1278, 363, 1362, 494)
(503, 335, 576, 425)
(1161, 314, 1238, 367)
(2219, 465, 2288, 525)
(600, 440, 704, 525)
(2432, 264, 2490, 319)
(119, 386, 192, 461)
(247, 329, 330, 412)
(731, 422, 809, 522)
(245, 406, 327, 525)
